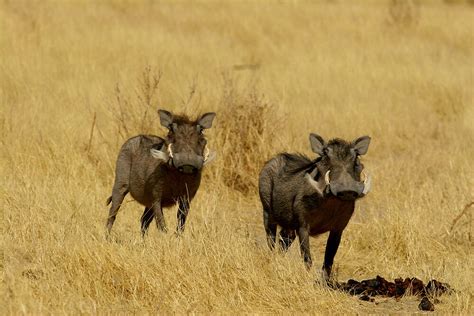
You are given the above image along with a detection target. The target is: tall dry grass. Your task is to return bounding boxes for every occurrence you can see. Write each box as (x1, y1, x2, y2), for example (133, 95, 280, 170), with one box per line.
(1, 0, 473, 313)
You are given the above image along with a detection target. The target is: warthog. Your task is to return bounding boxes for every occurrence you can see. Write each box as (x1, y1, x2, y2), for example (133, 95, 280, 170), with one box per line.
(258, 133, 371, 281)
(106, 109, 216, 235)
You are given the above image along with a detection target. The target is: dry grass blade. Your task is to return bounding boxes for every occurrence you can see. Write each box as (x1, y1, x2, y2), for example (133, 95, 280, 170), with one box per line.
(450, 201, 474, 241)
(86, 112, 96, 154)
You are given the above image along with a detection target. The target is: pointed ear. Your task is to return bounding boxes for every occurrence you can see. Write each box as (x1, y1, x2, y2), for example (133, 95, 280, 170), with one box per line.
(353, 136, 371, 155)
(198, 112, 216, 129)
(309, 133, 325, 155)
(158, 109, 173, 129)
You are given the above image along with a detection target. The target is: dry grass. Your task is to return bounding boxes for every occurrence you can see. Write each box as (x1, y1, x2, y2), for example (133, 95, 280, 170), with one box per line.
(1, 0, 473, 313)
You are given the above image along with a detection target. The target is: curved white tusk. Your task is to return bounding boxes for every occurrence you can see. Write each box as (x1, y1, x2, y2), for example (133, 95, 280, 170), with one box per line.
(150, 148, 169, 162)
(203, 150, 216, 166)
(305, 172, 324, 196)
(203, 146, 210, 161)
(362, 171, 371, 195)
(167, 143, 174, 159)
(324, 170, 330, 186)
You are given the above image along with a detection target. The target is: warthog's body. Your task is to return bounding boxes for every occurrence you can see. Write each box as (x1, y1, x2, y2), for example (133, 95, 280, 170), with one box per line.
(106, 110, 216, 235)
(259, 134, 371, 281)
(109, 134, 202, 209)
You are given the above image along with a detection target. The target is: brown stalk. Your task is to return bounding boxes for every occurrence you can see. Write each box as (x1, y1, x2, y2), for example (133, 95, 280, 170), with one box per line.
(86, 112, 96, 154)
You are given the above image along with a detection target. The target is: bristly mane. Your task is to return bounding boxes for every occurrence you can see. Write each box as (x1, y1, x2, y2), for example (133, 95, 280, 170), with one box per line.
(172, 113, 195, 125)
(327, 138, 352, 159)
(281, 139, 351, 174)
(282, 153, 320, 174)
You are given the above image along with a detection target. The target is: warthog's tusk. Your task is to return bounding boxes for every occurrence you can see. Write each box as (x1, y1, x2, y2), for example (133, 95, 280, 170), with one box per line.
(362, 170, 371, 195)
(203, 147, 216, 166)
(167, 143, 174, 159)
(324, 170, 330, 186)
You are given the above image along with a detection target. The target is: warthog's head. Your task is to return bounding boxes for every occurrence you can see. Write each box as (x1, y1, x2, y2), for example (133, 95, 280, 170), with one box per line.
(306, 134, 371, 200)
(150, 109, 216, 174)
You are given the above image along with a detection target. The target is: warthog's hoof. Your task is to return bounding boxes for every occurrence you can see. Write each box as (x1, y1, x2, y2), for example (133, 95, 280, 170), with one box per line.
(418, 297, 435, 311)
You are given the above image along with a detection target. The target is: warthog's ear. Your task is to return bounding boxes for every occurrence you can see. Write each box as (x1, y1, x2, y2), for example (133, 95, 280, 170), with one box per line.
(353, 136, 371, 155)
(309, 133, 325, 155)
(198, 112, 216, 129)
(158, 109, 173, 129)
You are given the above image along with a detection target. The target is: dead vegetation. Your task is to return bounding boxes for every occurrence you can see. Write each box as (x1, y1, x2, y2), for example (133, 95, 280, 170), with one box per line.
(215, 74, 282, 194)
(109, 66, 163, 141)
(388, 0, 421, 27)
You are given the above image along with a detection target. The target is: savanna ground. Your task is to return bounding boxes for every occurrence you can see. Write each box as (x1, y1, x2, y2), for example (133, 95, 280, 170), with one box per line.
(1, 0, 473, 313)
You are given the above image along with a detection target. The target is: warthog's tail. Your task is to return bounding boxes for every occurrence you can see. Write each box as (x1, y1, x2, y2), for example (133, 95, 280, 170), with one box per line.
(106, 196, 112, 206)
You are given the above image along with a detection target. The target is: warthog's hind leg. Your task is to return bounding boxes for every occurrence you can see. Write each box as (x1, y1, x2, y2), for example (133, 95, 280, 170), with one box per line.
(106, 186, 129, 234)
(263, 210, 277, 250)
(298, 226, 313, 269)
(106, 149, 132, 234)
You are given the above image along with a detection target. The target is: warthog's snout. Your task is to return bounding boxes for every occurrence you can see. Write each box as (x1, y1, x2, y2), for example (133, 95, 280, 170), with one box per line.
(179, 166, 197, 174)
(335, 190, 359, 200)
(330, 185, 363, 200)
(326, 170, 371, 200)
(173, 153, 204, 174)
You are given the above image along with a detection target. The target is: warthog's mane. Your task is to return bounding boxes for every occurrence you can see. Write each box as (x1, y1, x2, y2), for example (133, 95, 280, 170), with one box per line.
(282, 153, 321, 175)
(282, 138, 352, 175)
(172, 113, 199, 125)
(326, 138, 353, 159)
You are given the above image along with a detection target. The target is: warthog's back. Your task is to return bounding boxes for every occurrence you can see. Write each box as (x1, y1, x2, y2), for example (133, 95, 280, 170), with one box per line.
(259, 154, 316, 229)
(120, 135, 166, 207)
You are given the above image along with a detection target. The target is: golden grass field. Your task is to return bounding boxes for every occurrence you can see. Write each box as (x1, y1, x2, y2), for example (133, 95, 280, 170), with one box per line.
(1, 0, 473, 313)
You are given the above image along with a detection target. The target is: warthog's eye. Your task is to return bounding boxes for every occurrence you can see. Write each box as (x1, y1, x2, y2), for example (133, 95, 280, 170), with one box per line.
(170, 123, 178, 133)
(197, 125, 204, 135)
(354, 157, 363, 173)
(323, 147, 329, 156)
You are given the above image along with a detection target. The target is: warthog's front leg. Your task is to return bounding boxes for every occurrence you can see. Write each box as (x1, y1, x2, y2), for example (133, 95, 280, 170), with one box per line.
(298, 226, 312, 269)
(140, 202, 167, 236)
(322, 230, 342, 283)
(141, 207, 154, 236)
(279, 229, 296, 251)
(176, 197, 190, 233)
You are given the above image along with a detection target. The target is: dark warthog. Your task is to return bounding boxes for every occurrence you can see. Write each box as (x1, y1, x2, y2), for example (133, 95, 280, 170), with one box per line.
(258, 133, 371, 282)
(106, 109, 216, 235)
